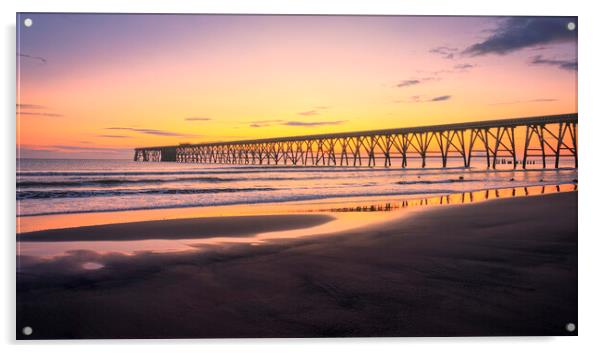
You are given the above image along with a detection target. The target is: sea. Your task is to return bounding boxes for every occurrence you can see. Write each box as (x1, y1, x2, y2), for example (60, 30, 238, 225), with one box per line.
(16, 157, 578, 218)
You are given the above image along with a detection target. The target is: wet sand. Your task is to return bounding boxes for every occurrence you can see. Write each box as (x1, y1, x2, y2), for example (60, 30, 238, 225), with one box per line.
(16, 192, 577, 339)
(17, 214, 335, 241)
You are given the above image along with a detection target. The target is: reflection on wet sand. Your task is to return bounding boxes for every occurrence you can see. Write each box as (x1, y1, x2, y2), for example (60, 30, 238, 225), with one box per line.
(316, 183, 577, 212)
(17, 183, 577, 259)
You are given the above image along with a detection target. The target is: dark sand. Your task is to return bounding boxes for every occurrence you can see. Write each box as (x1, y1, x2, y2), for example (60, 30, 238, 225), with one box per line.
(16, 192, 577, 339)
(17, 214, 335, 241)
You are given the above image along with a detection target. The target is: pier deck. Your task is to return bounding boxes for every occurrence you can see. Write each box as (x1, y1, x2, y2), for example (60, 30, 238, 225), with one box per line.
(134, 113, 577, 169)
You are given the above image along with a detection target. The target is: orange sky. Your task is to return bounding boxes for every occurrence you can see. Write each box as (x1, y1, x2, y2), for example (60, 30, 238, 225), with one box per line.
(16, 15, 577, 158)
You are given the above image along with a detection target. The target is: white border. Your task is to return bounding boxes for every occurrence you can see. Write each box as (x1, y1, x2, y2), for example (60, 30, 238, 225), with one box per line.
(2, 0, 601, 351)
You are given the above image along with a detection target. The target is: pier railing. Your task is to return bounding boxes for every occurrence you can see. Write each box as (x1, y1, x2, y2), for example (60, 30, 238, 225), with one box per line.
(134, 113, 577, 169)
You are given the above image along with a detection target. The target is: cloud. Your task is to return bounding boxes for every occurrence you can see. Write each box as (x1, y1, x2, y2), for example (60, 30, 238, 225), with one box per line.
(16, 103, 46, 109)
(298, 110, 319, 116)
(20, 144, 127, 154)
(248, 119, 285, 127)
(530, 55, 577, 71)
(429, 46, 458, 59)
(16, 103, 63, 117)
(464, 17, 577, 56)
(185, 117, 212, 121)
(105, 127, 201, 138)
(298, 106, 330, 116)
(425, 69, 453, 76)
(395, 76, 442, 89)
(529, 98, 559, 102)
(489, 98, 559, 106)
(430, 95, 452, 102)
(49, 145, 127, 152)
(396, 95, 452, 103)
(250, 120, 285, 124)
(18, 53, 47, 64)
(411, 66, 472, 84)
(98, 135, 132, 138)
(18, 111, 63, 117)
(249, 119, 346, 128)
(283, 120, 347, 127)
(454, 63, 475, 70)
(396, 80, 421, 88)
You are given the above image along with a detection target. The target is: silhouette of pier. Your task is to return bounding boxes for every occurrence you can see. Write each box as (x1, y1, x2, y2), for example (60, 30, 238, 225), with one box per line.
(134, 113, 577, 169)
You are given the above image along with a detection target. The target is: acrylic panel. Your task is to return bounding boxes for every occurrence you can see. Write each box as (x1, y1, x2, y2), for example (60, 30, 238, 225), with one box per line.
(16, 13, 578, 339)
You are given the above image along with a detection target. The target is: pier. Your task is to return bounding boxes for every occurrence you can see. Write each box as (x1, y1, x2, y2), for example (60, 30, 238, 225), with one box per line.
(134, 113, 577, 169)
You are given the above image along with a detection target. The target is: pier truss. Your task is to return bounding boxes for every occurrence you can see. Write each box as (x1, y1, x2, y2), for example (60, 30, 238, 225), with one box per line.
(134, 113, 577, 169)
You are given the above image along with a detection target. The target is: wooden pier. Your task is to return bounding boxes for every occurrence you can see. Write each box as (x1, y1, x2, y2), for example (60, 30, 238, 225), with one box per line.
(134, 113, 577, 169)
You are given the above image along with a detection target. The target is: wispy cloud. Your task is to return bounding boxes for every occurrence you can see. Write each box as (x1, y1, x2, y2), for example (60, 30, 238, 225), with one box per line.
(185, 117, 212, 121)
(464, 17, 577, 56)
(429, 46, 458, 59)
(396, 95, 452, 103)
(105, 127, 202, 138)
(17, 103, 63, 117)
(431, 95, 452, 102)
(489, 98, 559, 106)
(249, 119, 346, 128)
(49, 145, 127, 152)
(453, 63, 475, 70)
(18, 112, 64, 117)
(16, 103, 46, 109)
(530, 55, 577, 71)
(283, 120, 347, 127)
(18, 53, 47, 65)
(297, 106, 330, 116)
(410, 64, 472, 86)
(395, 76, 442, 89)
(250, 120, 285, 124)
(20, 144, 128, 154)
(98, 135, 132, 138)
(249, 119, 285, 127)
(298, 110, 319, 116)
(422, 69, 453, 76)
(529, 98, 559, 102)
(396, 79, 421, 88)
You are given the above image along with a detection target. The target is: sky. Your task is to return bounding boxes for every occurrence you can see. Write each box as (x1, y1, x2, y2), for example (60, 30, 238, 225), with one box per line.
(16, 14, 577, 159)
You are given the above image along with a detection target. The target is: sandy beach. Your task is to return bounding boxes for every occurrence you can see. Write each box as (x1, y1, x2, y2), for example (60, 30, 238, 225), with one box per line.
(16, 191, 577, 339)
(15, 13, 580, 343)
(17, 214, 335, 242)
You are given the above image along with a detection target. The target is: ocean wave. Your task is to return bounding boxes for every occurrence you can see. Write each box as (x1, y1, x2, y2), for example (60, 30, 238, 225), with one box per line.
(17, 188, 458, 217)
(17, 170, 254, 177)
(16, 176, 238, 188)
(396, 179, 481, 185)
(17, 187, 277, 200)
